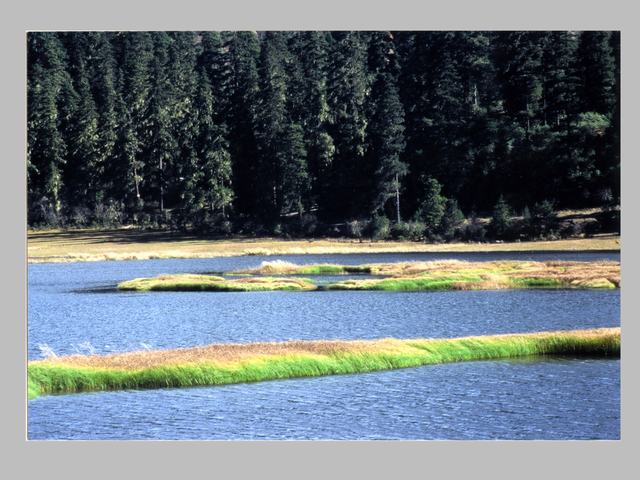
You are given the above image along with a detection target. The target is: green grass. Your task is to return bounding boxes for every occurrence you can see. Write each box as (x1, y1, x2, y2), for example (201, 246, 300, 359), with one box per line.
(28, 328, 619, 399)
(229, 261, 372, 276)
(117, 274, 316, 292)
(326, 275, 486, 291)
(117, 260, 619, 293)
(297, 265, 372, 275)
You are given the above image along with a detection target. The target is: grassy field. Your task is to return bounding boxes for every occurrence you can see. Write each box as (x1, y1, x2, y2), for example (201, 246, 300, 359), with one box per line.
(118, 260, 620, 292)
(27, 228, 620, 264)
(27, 328, 620, 399)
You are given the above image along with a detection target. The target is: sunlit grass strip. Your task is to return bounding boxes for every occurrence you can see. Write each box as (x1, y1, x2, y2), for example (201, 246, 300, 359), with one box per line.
(119, 261, 619, 292)
(326, 276, 568, 291)
(231, 260, 372, 275)
(27, 328, 619, 399)
(251, 260, 618, 291)
(27, 229, 621, 264)
(117, 274, 316, 292)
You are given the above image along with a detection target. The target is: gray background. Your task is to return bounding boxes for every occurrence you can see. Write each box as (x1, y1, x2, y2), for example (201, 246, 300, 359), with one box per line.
(2, 0, 637, 478)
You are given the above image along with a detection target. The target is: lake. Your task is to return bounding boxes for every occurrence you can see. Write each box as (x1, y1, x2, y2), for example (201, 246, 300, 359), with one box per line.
(27, 250, 620, 440)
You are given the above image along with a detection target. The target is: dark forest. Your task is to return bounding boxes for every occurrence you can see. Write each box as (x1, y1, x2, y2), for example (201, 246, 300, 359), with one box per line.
(27, 31, 620, 240)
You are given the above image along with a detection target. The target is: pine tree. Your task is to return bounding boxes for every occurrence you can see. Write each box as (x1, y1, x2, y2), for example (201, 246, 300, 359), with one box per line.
(575, 31, 616, 116)
(27, 33, 70, 223)
(491, 195, 513, 238)
(199, 32, 232, 124)
(145, 33, 177, 212)
(288, 32, 333, 212)
(255, 32, 309, 222)
(223, 31, 261, 216)
(324, 31, 369, 220)
(280, 123, 309, 217)
(182, 69, 233, 227)
(113, 32, 154, 214)
(90, 33, 119, 208)
(63, 61, 100, 211)
(366, 32, 407, 221)
(414, 176, 446, 236)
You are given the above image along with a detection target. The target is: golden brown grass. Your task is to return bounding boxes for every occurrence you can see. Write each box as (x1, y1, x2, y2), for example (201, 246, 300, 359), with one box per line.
(118, 274, 316, 292)
(230, 260, 621, 290)
(27, 228, 620, 264)
(28, 328, 620, 398)
(32, 327, 619, 372)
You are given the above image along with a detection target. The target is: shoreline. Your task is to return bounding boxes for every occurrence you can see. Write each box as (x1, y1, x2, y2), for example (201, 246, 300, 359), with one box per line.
(27, 230, 620, 264)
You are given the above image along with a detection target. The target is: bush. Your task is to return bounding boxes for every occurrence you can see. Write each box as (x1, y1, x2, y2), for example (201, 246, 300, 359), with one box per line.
(390, 221, 426, 241)
(440, 199, 465, 241)
(527, 200, 559, 239)
(461, 213, 486, 242)
(347, 219, 367, 239)
(93, 200, 123, 228)
(67, 206, 90, 227)
(560, 220, 586, 239)
(369, 215, 390, 240)
(299, 213, 318, 236)
(598, 208, 620, 234)
(414, 176, 446, 235)
(490, 195, 513, 239)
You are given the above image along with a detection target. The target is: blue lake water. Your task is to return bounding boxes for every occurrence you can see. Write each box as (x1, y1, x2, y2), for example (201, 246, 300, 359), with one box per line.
(27, 251, 620, 440)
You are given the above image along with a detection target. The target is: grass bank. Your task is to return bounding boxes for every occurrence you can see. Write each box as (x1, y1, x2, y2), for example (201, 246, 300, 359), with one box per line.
(119, 260, 620, 292)
(27, 228, 620, 264)
(28, 328, 619, 399)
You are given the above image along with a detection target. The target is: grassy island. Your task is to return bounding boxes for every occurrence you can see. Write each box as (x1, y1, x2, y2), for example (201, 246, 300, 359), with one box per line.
(118, 260, 620, 292)
(27, 328, 620, 399)
(118, 274, 316, 292)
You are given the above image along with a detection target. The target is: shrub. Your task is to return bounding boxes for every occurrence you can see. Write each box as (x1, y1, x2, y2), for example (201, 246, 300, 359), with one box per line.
(69, 206, 91, 227)
(347, 219, 367, 239)
(31, 196, 64, 227)
(462, 213, 486, 242)
(440, 199, 465, 241)
(390, 221, 426, 241)
(414, 176, 446, 235)
(299, 213, 318, 236)
(527, 200, 559, 239)
(369, 214, 390, 240)
(490, 195, 513, 239)
(93, 200, 123, 228)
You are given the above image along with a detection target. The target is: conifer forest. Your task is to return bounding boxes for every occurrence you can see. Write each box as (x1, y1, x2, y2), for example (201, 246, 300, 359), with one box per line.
(27, 31, 620, 240)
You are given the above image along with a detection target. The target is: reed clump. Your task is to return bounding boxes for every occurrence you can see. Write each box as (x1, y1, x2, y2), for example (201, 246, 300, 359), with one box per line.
(28, 328, 620, 399)
(228, 260, 620, 291)
(232, 260, 372, 275)
(117, 274, 316, 292)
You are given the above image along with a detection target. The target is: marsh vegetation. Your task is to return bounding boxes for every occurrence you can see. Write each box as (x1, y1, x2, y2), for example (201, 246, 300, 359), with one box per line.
(118, 259, 620, 292)
(28, 328, 619, 399)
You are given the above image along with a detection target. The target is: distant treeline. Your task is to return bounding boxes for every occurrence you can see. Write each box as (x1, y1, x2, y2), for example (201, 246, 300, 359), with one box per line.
(27, 31, 620, 238)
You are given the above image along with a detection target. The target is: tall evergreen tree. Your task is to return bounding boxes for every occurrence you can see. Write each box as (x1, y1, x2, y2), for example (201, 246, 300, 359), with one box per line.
(223, 31, 261, 216)
(288, 32, 333, 212)
(90, 33, 119, 208)
(255, 32, 310, 222)
(112, 32, 154, 214)
(27, 33, 70, 223)
(366, 32, 407, 221)
(324, 31, 369, 220)
(181, 69, 233, 226)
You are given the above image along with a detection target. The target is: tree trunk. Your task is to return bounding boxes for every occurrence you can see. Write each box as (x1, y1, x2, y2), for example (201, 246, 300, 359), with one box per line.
(395, 173, 401, 224)
(159, 157, 164, 211)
